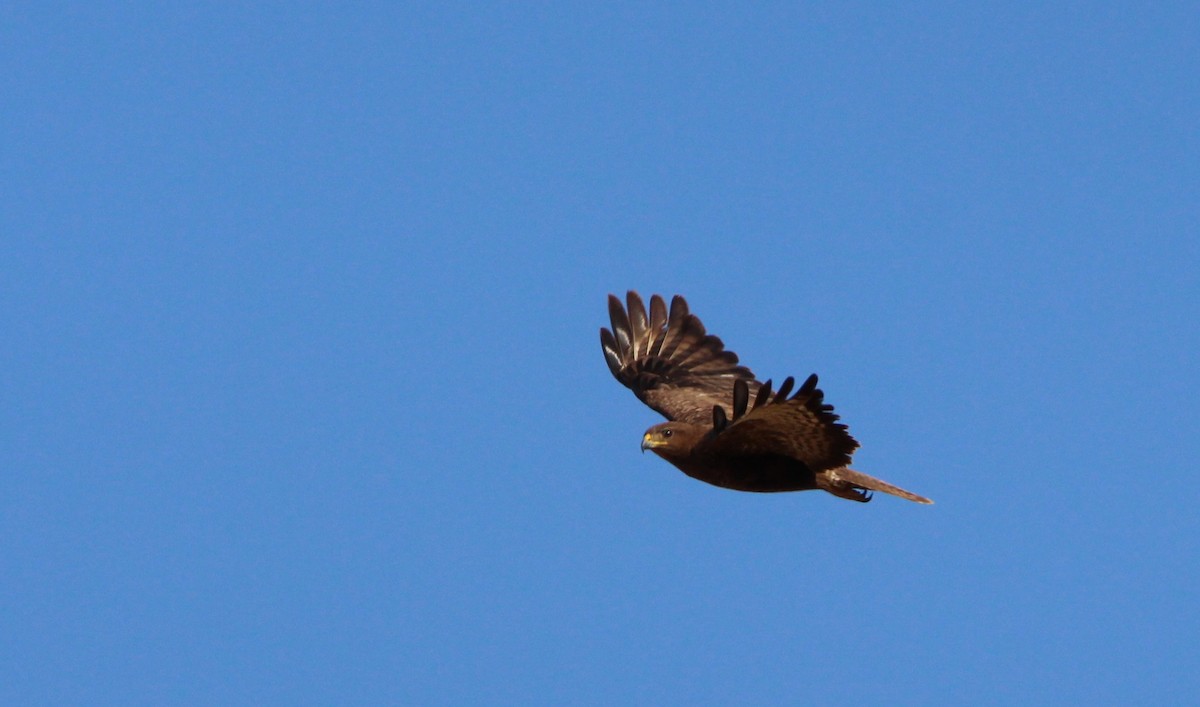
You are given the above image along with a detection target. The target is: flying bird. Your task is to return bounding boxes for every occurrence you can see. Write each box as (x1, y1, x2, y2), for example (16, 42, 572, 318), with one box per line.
(600, 291, 932, 504)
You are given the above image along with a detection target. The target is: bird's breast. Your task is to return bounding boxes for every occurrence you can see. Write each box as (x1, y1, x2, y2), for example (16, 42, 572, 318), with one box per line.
(660, 451, 819, 493)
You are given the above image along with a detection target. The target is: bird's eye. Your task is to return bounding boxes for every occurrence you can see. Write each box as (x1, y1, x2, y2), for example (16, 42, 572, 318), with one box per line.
(662, 429, 673, 438)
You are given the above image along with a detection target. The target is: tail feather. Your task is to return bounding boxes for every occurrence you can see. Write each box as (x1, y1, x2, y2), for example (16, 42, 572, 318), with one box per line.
(824, 467, 933, 504)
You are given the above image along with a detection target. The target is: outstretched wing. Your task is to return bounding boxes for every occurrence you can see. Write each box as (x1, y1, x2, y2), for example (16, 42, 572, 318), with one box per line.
(697, 374, 860, 472)
(600, 291, 760, 425)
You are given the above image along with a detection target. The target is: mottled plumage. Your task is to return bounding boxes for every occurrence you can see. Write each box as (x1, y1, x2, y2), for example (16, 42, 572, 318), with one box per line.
(601, 291, 932, 504)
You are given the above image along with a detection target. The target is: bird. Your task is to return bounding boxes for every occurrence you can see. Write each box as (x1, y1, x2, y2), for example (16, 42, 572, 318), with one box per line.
(600, 291, 932, 504)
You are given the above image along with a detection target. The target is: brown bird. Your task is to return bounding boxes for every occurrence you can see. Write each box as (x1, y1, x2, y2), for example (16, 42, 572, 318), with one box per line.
(600, 291, 932, 504)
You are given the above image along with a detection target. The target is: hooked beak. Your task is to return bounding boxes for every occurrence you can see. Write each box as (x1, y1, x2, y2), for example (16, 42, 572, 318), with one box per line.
(641, 432, 661, 453)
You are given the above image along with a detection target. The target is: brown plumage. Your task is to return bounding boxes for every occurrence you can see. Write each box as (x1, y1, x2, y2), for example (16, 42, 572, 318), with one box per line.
(601, 292, 932, 504)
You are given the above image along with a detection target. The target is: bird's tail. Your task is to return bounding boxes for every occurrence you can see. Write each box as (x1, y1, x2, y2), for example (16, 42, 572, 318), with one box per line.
(824, 467, 933, 504)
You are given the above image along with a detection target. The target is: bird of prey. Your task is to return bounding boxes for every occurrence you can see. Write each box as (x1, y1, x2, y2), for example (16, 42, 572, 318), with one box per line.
(600, 291, 932, 504)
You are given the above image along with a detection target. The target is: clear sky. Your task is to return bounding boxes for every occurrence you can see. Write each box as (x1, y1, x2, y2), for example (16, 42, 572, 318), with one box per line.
(3, 3, 1197, 705)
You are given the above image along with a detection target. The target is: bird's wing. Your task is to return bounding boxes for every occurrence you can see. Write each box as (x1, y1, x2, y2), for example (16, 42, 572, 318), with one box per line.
(600, 291, 760, 425)
(697, 374, 859, 472)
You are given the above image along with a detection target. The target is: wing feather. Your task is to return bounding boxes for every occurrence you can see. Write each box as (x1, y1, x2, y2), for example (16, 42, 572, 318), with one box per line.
(656, 295, 691, 361)
(732, 379, 749, 420)
(626, 291, 649, 360)
(752, 379, 773, 410)
(607, 295, 633, 356)
(712, 404, 728, 432)
(773, 376, 795, 402)
(600, 327, 623, 379)
(647, 295, 669, 357)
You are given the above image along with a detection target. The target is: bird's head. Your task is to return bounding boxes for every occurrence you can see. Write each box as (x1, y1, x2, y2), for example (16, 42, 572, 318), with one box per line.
(640, 422, 703, 460)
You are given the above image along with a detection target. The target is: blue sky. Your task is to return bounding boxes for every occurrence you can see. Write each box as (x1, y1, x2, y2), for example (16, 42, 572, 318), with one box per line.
(3, 3, 1197, 704)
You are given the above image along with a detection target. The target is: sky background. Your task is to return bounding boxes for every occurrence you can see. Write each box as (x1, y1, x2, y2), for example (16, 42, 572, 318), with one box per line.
(3, 2, 1198, 705)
